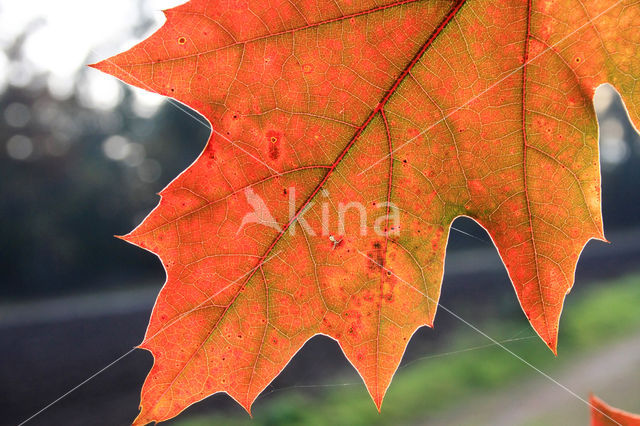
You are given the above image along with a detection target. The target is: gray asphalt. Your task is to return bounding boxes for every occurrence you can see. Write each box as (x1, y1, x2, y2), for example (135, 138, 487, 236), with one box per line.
(3, 228, 639, 426)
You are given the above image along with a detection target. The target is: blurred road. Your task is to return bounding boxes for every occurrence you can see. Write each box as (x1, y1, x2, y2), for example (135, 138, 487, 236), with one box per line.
(2, 228, 639, 425)
(426, 329, 640, 426)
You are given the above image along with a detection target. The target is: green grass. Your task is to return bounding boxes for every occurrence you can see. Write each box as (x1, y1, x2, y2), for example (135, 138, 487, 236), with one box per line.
(175, 274, 640, 426)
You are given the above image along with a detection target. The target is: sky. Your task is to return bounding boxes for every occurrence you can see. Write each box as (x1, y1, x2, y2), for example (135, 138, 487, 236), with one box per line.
(0, 0, 186, 111)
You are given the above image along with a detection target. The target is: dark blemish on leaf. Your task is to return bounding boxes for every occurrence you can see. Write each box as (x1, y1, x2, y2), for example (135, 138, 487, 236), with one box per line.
(269, 140, 279, 160)
(283, 188, 288, 195)
(266, 130, 282, 160)
(367, 241, 385, 271)
(177, 36, 186, 45)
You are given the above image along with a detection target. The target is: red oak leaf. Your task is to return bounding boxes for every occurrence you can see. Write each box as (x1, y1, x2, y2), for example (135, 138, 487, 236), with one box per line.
(591, 394, 640, 426)
(92, 0, 640, 423)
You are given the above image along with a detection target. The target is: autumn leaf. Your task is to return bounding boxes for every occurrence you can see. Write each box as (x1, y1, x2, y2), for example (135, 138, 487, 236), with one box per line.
(591, 394, 640, 426)
(92, 0, 640, 423)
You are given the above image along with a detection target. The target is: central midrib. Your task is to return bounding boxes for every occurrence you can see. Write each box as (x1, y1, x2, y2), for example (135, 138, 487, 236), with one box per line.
(242, 0, 468, 401)
(147, 0, 468, 412)
(263, 0, 468, 277)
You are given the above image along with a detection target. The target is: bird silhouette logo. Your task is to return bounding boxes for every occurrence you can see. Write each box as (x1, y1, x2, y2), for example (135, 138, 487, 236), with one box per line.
(237, 187, 282, 234)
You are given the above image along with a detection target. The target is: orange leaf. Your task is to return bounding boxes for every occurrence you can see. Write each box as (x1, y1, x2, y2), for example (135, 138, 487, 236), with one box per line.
(591, 394, 640, 426)
(92, 0, 640, 423)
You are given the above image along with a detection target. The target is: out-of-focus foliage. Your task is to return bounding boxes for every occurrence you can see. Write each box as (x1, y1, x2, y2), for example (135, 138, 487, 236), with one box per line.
(0, 2, 207, 297)
(0, 82, 207, 298)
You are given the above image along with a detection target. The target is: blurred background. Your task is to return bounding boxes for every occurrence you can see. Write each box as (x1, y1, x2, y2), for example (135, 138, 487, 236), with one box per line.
(1, 1, 639, 425)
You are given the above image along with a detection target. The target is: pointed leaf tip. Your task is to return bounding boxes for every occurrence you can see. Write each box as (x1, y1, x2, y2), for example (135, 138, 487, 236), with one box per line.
(87, 59, 111, 74)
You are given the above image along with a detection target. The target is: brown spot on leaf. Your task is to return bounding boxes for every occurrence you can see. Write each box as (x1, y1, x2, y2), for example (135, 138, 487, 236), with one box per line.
(367, 241, 385, 271)
(266, 130, 282, 160)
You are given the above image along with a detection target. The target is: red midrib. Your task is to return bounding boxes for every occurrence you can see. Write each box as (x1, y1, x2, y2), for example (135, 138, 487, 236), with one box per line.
(267, 0, 468, 267)
(250, 0, 468, 400)
(147, 0, 468, 409)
